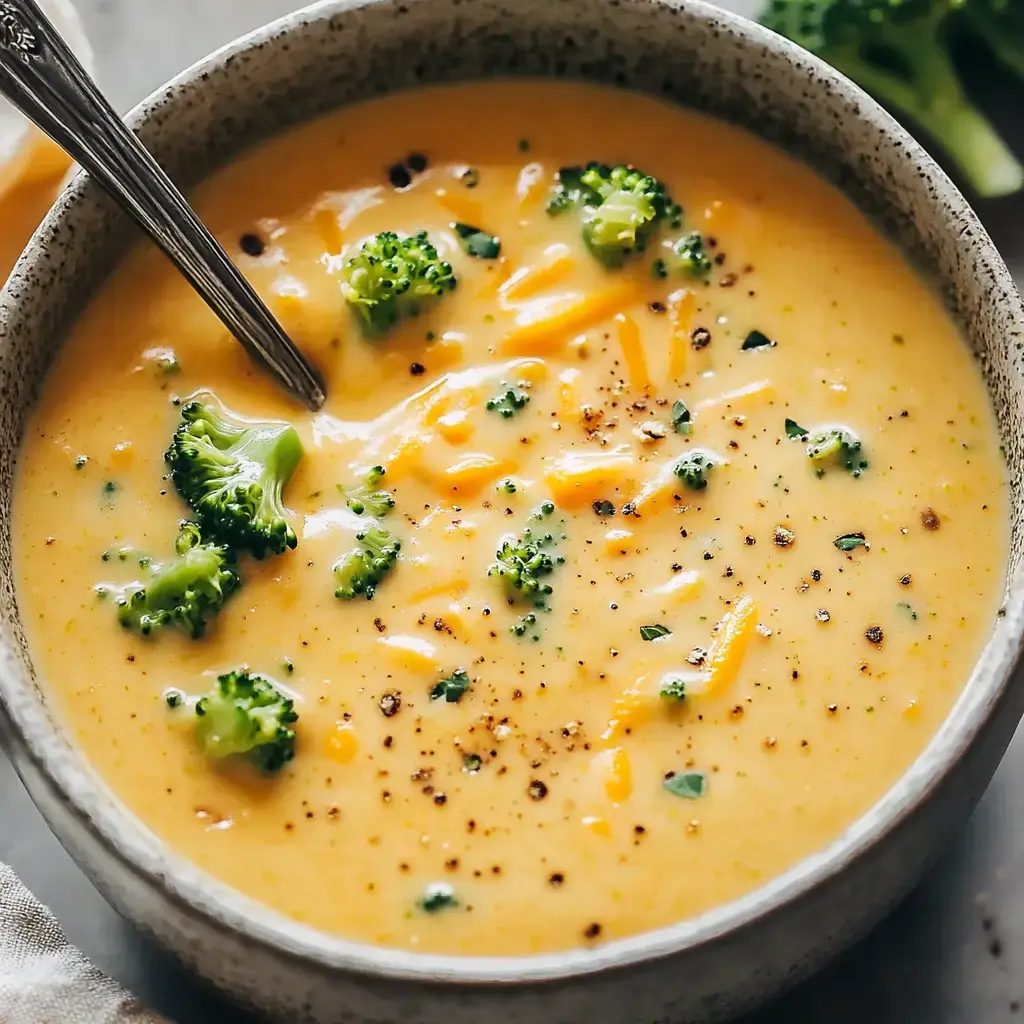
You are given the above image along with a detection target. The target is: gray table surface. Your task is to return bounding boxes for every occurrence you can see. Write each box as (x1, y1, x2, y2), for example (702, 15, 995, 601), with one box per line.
(4, 1, 1024, 1021)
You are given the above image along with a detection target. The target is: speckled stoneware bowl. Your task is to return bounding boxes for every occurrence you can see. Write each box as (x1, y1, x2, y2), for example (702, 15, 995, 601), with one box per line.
(1, 0, 1023, 1021)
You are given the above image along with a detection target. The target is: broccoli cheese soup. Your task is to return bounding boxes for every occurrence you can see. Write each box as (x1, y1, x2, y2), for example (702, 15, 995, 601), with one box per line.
(13, 80, 1007, 955)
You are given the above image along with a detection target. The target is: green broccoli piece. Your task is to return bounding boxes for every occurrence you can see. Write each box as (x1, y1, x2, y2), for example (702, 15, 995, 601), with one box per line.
(165, 400, 303, 559)
(194, 669, 297, 773)
(489, 522, 562, 605)
(486, 386, 530, 419)
(673, 448, 722, 491)
(659, 674, 689, 701)
(338, 465, 395, 517)
(341, 230, 456, 335)
(654, 232, 713, 278)
(547, 163, 679, 266)
(117, 522, 239, 638)
(806, 426, 868, 477)
(334, 526, 401, 600)
(760, 0, 1024, 198)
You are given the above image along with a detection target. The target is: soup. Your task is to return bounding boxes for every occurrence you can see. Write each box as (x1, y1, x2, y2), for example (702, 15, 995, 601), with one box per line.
(13, 80, 1007, 955)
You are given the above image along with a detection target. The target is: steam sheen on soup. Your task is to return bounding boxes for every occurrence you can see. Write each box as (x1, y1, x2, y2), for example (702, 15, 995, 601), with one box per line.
(13, 81, 1007, 955)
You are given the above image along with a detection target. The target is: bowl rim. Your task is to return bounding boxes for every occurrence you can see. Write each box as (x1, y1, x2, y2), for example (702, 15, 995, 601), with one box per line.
(3, 0, 1023, 987)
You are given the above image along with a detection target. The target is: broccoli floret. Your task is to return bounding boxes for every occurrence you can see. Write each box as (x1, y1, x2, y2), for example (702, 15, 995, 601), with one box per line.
(547, 163, 679, 266)
(659, 674, 689, 701)
(117, 522, 239, 638)
(486, 386, 530, 419)
(166, 400, 303, 559)
(489, 525, 561, 605)
(673, 448, 722, 490)
(654, 232, 713, 278)
(338, 465, 395, 517)
(194, 669, 297, 773)
(341, 230, 456, 335)
(334, 526, 401, 600)
(806, 425, 868, 477)
(760, 0, 1024, 198)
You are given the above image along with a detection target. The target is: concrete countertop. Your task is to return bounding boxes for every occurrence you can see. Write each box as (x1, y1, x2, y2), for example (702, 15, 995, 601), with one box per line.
(2, 1, 1024, 1021)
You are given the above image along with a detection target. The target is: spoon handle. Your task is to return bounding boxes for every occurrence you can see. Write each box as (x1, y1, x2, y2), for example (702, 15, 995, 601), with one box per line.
(0, 0, 326, 410)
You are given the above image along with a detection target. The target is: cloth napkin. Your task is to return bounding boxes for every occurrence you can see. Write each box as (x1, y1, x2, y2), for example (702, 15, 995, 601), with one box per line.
(0, 863, 165, 1023)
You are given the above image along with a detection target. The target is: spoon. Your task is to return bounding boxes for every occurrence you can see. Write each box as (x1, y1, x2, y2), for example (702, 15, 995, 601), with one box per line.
(0, 0, 327, 410)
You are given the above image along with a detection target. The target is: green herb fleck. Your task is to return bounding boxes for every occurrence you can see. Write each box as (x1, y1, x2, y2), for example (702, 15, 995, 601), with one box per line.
(784, 418, 808, 440)
(896, 601, 918, 621)
(451, 222, 501, 259)
(430, 668, 471, 703)
(742, 330, 774, 350)
(671, 400, 692, 435)
(834, 532, 867, 552)
(102, 480, 118, 497)
(497, 478, 518, 495)
(418, 882, 458, 913)
(663, 770, 707, 799)
(511, 612, 538, 638)
(518, 138, 531, 152)
(640, 624, 672, 641)
(463, 753, 482, 773)
(486, 386, 530, 418)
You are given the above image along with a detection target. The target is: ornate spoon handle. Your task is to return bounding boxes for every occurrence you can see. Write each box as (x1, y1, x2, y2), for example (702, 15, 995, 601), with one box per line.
(0, 0, 326, 411)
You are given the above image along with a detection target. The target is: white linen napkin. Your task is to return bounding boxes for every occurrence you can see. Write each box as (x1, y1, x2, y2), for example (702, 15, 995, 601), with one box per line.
(0, 863, 166, 1023)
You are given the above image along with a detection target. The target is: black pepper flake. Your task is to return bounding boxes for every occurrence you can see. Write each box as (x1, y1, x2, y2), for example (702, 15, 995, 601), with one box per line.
(433, 792, 448, 806)
(583, 922, 602, 940)
(379, 691, 402, 718)
(865, 625, 884, 645)
(239, 233, 265, 257)
(528, 779, 549, 801)
(744, 536, 756, 546)
(774, 526, 795, 547)
(410, 362, 426, 376)
(691, 327, 712, 350)
(810, 569, 822, 581)
(899, 574, 912, 586)
(815, 608, 831, 623)
(921, 508, 941, 530)
(549, 872, 565, 888)
(407, 152, 428, 172)
(648, 301, 666, 314)
(387, 163, 412, 189)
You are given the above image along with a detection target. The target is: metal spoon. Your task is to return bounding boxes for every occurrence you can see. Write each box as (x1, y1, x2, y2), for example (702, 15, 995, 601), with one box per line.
(0, 0, 326, 410)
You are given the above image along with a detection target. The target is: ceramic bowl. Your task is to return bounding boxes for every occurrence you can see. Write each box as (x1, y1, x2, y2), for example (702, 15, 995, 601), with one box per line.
(1, 1, 1023, 1021)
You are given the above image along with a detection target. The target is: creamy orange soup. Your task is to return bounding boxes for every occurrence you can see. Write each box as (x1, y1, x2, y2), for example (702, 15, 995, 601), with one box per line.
(13, 81, 1007, 955)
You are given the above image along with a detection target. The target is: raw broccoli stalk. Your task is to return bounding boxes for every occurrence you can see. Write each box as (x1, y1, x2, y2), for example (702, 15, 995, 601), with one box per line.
(338, 465, 395, 517)
(194, 669, 297, 773)
(760, 0, 1024, 198)
(547, 163, 680, 266)
(165, 399, 303, 559)
(117, 522, 239, 638)
(334, 526, 401, 600)
(341, 230, 456, 335)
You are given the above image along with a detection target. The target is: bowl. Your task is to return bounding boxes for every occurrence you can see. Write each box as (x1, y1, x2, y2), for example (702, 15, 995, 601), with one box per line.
(1, 1, 1023, 1021)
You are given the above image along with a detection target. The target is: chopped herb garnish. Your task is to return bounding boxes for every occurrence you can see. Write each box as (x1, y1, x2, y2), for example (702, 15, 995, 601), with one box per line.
(463, 753, 482, 773)
(659, 675, 688, 701)
(497, 478, 517, 494)
(486, 386, 530, 418)
(451, 222, 501, 259)
(418, 882, 458, 913)
(592, 499, 616, 516)
(834, 532, 867, 551)
(742, 329, 775, 350)
(640, 624, 672, 641)
(663, 770, 707, 799)
(430, 668, 471, 703)
(784, 418, 808, 440)
(102, 480, 118, 498)
(671, 400, 692, 435)
(896, 601, 918, 621)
